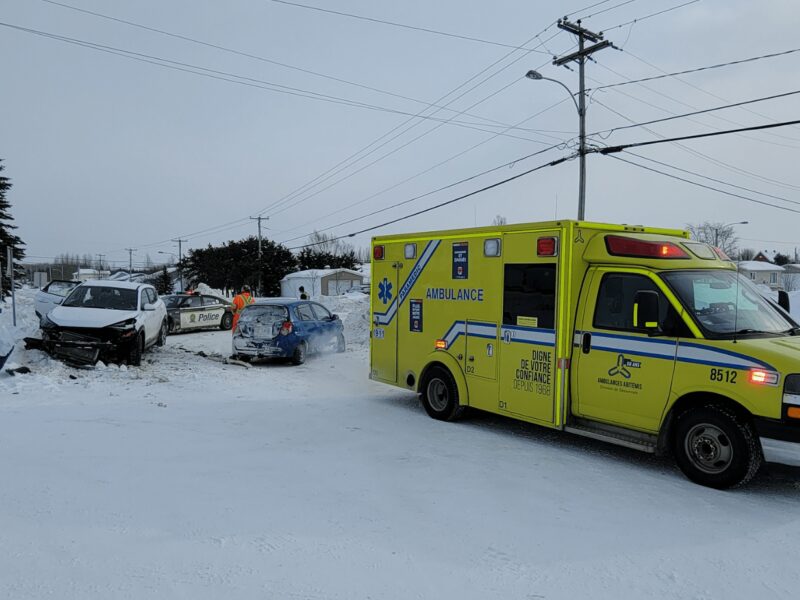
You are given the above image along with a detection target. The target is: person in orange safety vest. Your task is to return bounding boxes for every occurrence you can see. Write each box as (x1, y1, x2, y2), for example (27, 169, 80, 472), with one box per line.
(231, 285, 255, 332)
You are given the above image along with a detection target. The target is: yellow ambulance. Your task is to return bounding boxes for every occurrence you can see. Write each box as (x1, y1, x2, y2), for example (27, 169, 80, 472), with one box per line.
(369, 220, 800, 488)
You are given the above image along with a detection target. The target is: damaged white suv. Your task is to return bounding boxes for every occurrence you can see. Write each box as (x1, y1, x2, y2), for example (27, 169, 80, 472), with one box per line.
(36, 280, 167, 366)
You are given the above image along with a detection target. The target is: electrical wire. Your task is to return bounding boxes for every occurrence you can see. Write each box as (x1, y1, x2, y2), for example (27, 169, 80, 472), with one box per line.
(591, 97, 800, 193)
(278, 138, 570, 245)
(287, 154, 573, 250)
(580, 0, 640, 20)
(625, 151, 800, 207)
(0, 21, 559, 142)
(253, 34, 570, 219)
(590, 62, 800, 146)
(589, 47, 800, 91)
(598, 119, 800, 154)
(606, 154, 800, 215)
(37, 0, 553, 133)
(599, 0, 700, 32)
(266, 0, 550, 53)
(590, 89, 800, 136)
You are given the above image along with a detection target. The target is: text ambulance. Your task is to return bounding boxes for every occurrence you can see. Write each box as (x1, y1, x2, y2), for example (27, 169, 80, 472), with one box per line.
(370, 220, 800, 488)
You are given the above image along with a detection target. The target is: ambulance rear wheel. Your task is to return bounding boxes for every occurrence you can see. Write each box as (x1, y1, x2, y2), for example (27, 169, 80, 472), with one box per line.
(421, 366, 464, 422)
(673, 404, 762, 489)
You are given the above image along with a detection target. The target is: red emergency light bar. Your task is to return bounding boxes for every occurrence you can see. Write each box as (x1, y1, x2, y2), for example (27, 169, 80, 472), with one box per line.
(373, 245, 385, 260)
(605, 235, 689, 259)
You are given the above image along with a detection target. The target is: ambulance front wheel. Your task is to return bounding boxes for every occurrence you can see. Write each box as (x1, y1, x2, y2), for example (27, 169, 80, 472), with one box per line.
(421, 366, 465, 422)
(673, 403, 763, 489)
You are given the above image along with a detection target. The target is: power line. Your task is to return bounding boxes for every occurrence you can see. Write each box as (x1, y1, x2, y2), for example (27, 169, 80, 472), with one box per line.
(589, 62, 800, 148)
(591, 96, 800, 192)
(266, 0, 550, 53)
(599, 0, 700, 32)
(253, 33, 569, 219)
(597, 118, 800, 154)
(288, 154, 573, 250)
(590, 88, 800, 136)
(580, 0, 640, 20)
(278, 139, 569, 245)
(624, 48, 800, 133)
(606, 154, 800, 215)
(0, 21, 560, 143)
(589, 47, 800, 91)
(625, 151, 800, 207)
(37, 0, 554, 134)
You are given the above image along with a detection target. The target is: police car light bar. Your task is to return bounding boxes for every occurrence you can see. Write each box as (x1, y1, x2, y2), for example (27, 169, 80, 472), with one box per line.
(605, 235, 689, 259)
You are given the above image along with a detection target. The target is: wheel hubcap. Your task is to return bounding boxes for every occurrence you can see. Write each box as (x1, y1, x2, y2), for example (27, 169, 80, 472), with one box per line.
(427, 378, 449, 412)
(685, 424, 733, 474)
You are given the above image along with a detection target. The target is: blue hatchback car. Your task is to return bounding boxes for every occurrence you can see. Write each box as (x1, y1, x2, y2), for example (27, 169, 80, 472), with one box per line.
(232, 299, 345, 364)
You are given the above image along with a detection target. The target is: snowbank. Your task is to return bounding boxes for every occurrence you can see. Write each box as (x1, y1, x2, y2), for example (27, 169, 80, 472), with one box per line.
(316, 292, 370, 348)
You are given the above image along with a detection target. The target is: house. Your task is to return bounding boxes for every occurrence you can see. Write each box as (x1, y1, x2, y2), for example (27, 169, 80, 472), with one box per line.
(72, 268, 111, 282)
(737, 260, 784, 290)
(752, 250, 778, 263)
(280, 269, 364, 298)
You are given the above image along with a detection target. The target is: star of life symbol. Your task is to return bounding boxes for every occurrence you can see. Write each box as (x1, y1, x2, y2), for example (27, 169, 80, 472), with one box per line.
(378, 278, 393, 305)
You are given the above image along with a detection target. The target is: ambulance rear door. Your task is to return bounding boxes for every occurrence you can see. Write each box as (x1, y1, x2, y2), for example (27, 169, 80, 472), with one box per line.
(371, 250, 401, 383)
(497, 231, 560, 424)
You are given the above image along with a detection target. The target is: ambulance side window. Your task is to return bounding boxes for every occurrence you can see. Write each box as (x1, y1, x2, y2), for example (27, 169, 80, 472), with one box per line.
(503, 264, 556, 329)
(593, 273, 670, 333)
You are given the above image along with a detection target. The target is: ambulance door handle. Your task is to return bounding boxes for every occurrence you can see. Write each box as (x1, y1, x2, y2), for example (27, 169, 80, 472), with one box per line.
(468, 356, 475, 362)
(457, 353, 463, 360)
(581, 332, 592, 354)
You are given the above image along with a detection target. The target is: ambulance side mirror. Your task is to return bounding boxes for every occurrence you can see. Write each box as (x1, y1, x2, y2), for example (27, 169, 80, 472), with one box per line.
(633, 290, 660, 332)
(778, 290, 791, 313)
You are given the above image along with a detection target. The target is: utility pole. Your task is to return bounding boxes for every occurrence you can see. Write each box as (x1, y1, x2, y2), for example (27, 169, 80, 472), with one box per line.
(172, 238, 187, 292)
(125, 248, 137, 280)
(249, 216, 269, 296)
(553, 19, 614, 221)
(96, 253, 105, 273)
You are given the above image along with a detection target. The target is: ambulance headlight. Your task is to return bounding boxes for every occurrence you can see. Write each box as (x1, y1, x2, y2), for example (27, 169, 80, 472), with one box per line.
(783, 374, 800, 405)
(484, 238, 501, 257)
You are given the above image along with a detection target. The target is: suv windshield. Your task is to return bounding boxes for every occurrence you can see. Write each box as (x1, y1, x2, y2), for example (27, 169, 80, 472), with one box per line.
(661, 270, 792, 337)
(63, 286, 139, 311)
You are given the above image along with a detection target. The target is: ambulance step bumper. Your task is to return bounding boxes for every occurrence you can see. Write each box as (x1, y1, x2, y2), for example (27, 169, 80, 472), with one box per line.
(565, 419, 657, 454)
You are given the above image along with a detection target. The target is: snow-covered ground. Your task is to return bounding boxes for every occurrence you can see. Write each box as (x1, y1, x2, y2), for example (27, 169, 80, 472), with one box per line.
(1, 289, 799, 599)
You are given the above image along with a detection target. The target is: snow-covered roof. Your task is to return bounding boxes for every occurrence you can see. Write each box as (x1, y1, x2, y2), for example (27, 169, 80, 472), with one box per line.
(737, 261, 784, 272)
(281, 268, 364, 280)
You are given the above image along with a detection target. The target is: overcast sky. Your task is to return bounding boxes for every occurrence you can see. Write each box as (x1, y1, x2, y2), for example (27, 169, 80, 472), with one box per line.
(2, 0, 799, 268)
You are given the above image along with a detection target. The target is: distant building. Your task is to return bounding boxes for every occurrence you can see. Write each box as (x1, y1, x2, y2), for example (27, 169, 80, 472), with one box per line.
(280, 268, 364, 298)
(753, 250, 779, 263)
(738, 260, 784, 290)
(72, 268, 111, 282)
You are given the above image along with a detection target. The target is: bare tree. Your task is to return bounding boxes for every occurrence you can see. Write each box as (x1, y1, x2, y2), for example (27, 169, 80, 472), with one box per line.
(491, 214, 507, 226)
(782, 272, 800, 292)
(307, 230, 355, 256)
(686, 221, 739, 257)
(738, 248, 756, 261)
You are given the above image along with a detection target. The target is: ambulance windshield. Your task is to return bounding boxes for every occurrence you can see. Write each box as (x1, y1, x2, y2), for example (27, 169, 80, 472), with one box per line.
(661, 270, 793, 337)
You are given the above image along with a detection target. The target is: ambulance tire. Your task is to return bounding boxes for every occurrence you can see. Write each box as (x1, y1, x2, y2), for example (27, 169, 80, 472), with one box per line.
(673, 403, 763, 489)
(421, 366, 465, 422)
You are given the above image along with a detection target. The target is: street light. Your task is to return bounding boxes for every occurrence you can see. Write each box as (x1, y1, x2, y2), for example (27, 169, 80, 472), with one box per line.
(526, 69, 586, 220)
(714, 221, 748, 247)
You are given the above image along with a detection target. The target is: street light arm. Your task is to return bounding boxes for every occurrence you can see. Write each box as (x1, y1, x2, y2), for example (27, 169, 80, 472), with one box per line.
(539, 76, 581, 114)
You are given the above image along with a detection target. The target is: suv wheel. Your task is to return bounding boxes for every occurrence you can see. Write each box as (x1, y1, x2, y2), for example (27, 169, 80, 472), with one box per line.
(127, 332, 144, 367)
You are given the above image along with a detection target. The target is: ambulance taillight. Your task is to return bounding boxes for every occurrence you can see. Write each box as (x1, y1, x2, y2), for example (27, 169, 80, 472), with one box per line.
(537, 237, 558, 257)
(373, 245, 385, 260)
(605, 235, 689, 259)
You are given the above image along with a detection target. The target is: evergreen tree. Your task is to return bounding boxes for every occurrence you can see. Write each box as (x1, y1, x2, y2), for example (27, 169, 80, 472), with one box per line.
(0, 160, 25, 291)
(155, 266, 173, 295)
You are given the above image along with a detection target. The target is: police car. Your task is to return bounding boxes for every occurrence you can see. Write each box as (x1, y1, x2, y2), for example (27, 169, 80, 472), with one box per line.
(163, 293, 233, 333)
